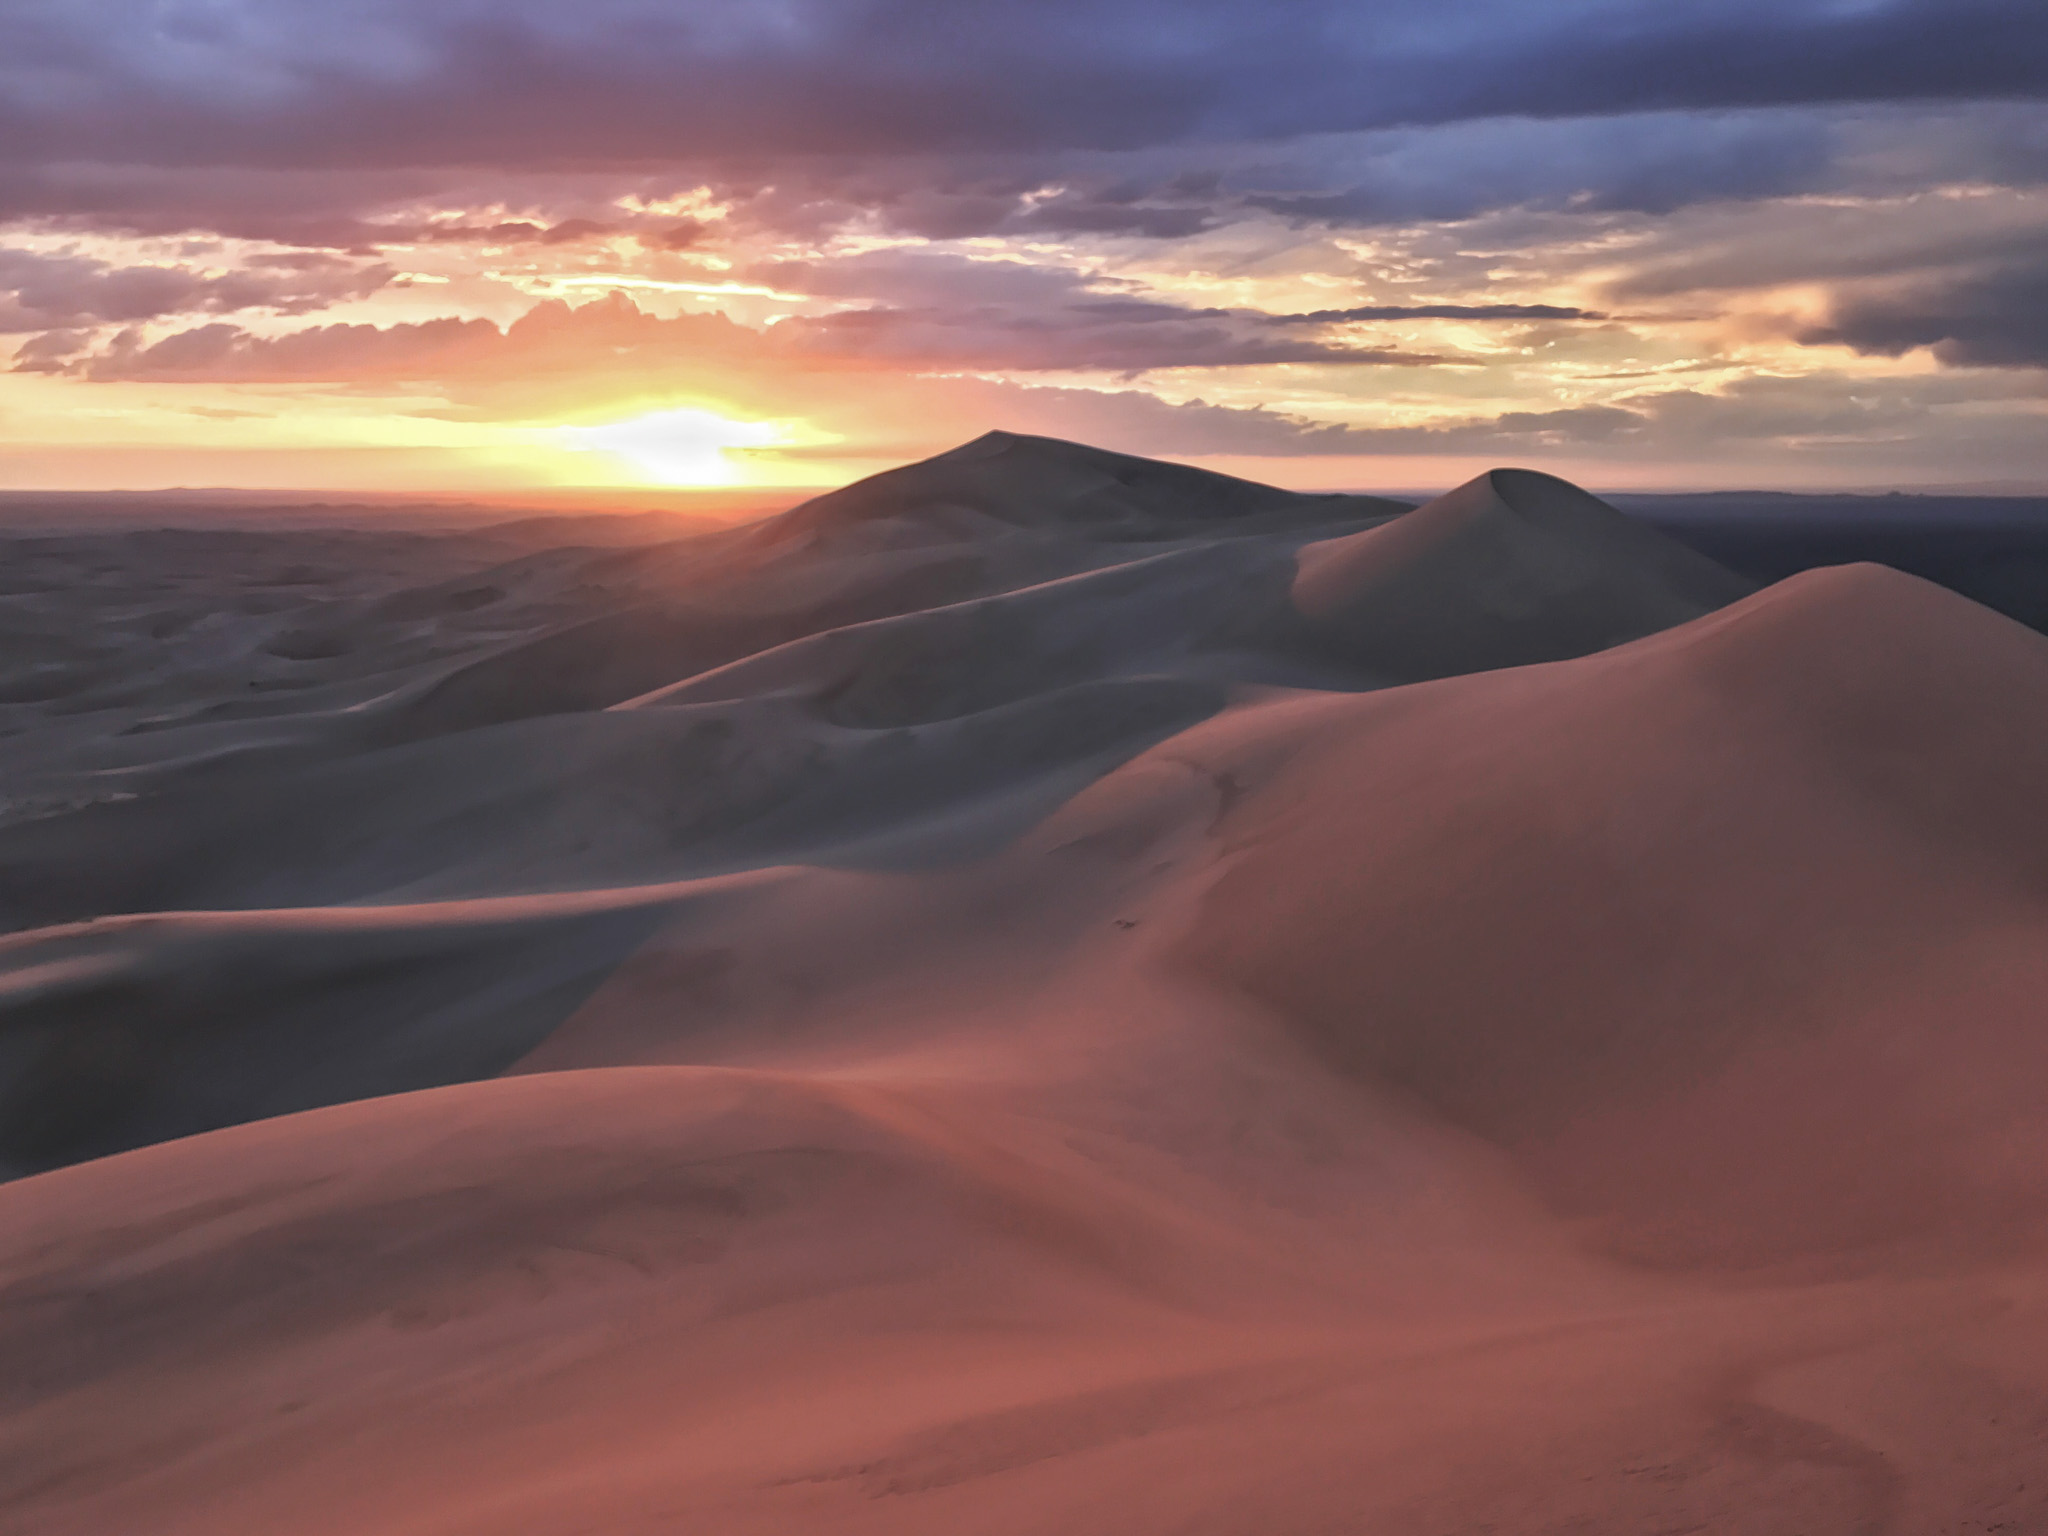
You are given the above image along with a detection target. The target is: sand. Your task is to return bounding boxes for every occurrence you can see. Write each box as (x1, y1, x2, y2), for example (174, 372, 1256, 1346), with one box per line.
(3, 432, 2047, 1533)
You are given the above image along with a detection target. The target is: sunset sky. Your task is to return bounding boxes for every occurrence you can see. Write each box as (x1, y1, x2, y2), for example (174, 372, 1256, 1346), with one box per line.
(2, 0, 2045, 495)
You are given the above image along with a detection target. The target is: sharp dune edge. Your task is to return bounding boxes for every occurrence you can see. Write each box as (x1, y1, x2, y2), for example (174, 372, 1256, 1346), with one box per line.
(4, 432, 2048, 1532)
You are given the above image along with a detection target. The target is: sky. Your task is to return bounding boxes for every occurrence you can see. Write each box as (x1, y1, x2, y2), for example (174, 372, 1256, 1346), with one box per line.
(1, 0, 2045, 495)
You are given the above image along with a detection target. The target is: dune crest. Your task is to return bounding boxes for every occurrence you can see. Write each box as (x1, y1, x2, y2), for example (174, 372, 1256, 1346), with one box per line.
(5, 440, 2048, 1534)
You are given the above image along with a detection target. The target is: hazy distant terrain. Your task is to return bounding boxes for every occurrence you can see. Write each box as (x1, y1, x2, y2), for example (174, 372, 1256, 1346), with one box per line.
(1617, 492, 2048, 634)
(6, 435, 2048, 1535)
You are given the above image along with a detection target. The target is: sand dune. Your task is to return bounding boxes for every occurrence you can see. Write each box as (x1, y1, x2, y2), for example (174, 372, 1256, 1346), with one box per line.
(1192, 562, 2048, 1268)
(1294, 466, 1755, 679)
(5, 435, 2048, 1533)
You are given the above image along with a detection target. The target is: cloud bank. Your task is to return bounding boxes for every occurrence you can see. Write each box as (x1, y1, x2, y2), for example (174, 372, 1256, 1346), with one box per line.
(0, 0, 2043, 489)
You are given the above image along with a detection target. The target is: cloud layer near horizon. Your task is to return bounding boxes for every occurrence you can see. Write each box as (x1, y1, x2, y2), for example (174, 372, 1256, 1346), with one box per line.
(2, 0, 2045, 491)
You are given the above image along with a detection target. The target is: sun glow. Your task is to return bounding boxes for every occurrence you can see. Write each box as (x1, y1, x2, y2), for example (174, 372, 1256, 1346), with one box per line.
(555, 407, 788, 486)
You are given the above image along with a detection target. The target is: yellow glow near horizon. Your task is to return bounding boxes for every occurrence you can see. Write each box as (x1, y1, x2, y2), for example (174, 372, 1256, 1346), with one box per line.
(555, 407, 788, 486)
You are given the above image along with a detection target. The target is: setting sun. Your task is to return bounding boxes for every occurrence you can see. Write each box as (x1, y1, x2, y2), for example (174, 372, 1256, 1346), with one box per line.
(555, 407, 788, 486)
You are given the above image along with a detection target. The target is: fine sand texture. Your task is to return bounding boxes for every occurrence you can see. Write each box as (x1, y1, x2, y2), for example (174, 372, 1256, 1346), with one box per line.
(5, 433, 2048, 1533)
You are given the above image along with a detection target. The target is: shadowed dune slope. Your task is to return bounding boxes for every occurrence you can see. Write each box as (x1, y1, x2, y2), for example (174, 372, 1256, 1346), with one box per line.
(0, 896, 685, 1178)
(0, 455, 1733, 939)
(1295, 467, 1755, 679)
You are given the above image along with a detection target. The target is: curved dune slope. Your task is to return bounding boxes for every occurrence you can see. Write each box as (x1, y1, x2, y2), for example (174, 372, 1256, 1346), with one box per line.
(5, 441, 2047, 1535)
(1295, 466, 1755, 679)
(1191, 562, 2048, 1268)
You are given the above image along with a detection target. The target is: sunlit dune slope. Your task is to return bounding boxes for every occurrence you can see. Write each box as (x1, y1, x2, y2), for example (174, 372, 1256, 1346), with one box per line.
(1190, 561, 2048, 1268)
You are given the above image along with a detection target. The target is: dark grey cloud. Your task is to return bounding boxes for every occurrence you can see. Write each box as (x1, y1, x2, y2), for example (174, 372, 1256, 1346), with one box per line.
(724, 103, 2048, 254)
(750, 249, 1605, 340)
(1804, 259, 2048, 367)
(55, 295, 758, 387)
(0, 1, 2038, 172)
(1007, 197, 1219, 241)
(747, 250, 1114, 311)
(704, 104, 2046, 252)
(0, 164, 451, 248)
(49, 283, 1455, 385)
(1284, 304, 1603, 323)
(1238, 103, 2048, 239)
(1606, 201, 2048, 300)
(1426, 371, 2043, 449)
(0, 163, 716, 252)
(1249, 114, 1838, 226)
(767, 304, 1442, 373)
(735, 252, 1547, 371)
(0, 247, 390, 335)
(1194, 371, 2048, 467)
(4, 99, 2042, 261)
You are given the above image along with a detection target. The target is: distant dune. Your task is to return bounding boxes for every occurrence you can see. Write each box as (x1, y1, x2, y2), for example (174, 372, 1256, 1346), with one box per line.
(6, 433, 2048, 1534)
